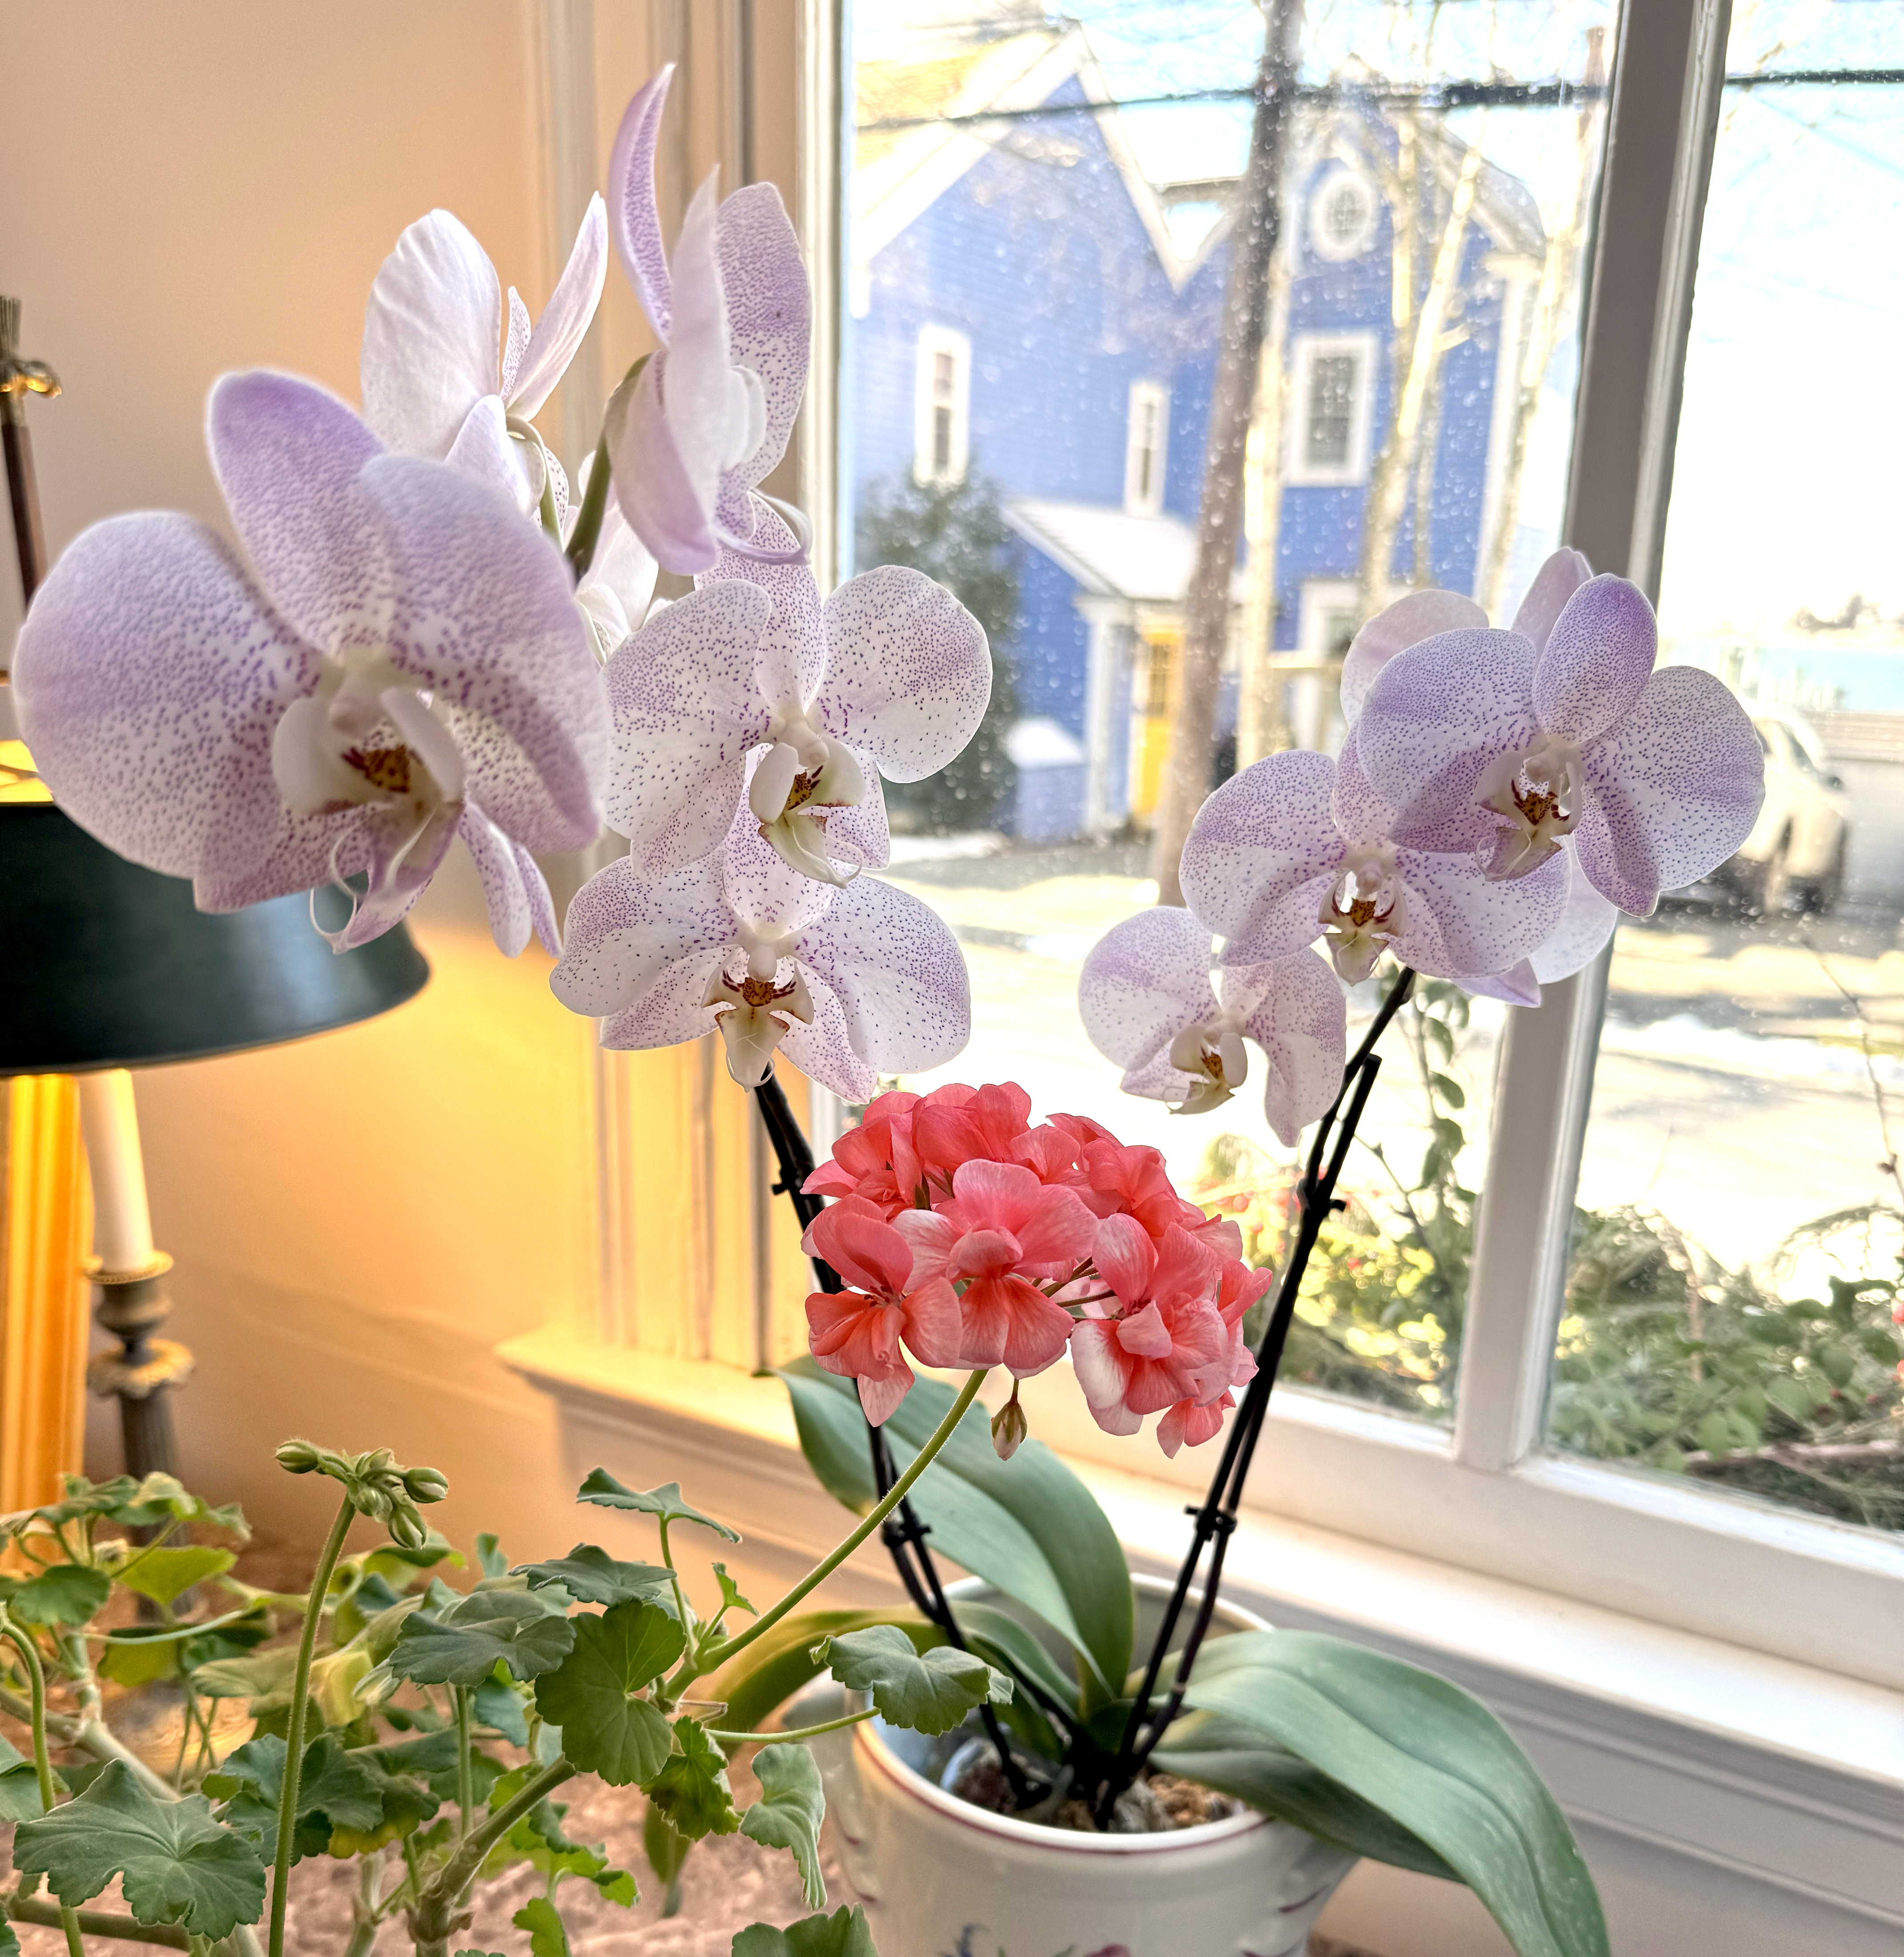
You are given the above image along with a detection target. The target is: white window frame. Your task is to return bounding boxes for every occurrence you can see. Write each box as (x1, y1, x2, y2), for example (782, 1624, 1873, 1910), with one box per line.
(1123, 379, 1170, 515)
(1286, 330, 1377, 487)
(1308, 166, 1378, 262)
(912, 323, 971, 485)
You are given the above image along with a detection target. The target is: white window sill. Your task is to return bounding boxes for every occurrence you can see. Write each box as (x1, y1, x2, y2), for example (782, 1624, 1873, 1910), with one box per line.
(499, 1329, 1904, 1936)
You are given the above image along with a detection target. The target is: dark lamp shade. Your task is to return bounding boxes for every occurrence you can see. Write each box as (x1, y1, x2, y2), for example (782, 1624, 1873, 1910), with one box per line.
(2, 803, 430, 1075)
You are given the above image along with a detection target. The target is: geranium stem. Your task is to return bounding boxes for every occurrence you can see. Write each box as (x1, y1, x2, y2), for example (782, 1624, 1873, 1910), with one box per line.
(268, 1493, 355, 1957)
(0, 1617, 86, 1957)
(696, 1369, 989, 1677)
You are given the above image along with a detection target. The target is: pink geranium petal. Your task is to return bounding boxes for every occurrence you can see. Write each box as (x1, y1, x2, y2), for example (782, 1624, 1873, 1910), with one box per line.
(1093, 1213, 1158, 1311)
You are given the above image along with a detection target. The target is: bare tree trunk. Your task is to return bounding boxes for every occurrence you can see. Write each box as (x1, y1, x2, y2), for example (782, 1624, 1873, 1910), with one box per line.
(1236, 252, 1293, 768)
(1150, 0, 1304, 906)
(1354, 129, 1485, 619)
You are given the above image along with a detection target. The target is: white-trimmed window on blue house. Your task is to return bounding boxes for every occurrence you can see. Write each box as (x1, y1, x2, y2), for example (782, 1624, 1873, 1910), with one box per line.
(1308, 167, 1379, 261)
(1124, 380, 1170, 515)
(1287, 331, 1376, 486)
(913, 324, 970, 484)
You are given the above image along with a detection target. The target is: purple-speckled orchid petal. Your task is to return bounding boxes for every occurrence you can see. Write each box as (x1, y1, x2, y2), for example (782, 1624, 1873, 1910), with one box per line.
(1529, 844, 1619, 982)
(816, 566, 991, 780)
(1355, 628, 1540, 853)
(586, 499, 660, 635)
(444, 394, 539, 516)
(1180, 749, 1340, 959)
(552, 853, 732, 1018)
(599, 946, 726, 1053)
(1077, 906, 1216, 1071)
(501, 290, 532, 402)
(1119, 1048, 1203, 1105)
(1392, 844, 1568, 983)
(1534, 574, 1657, 744)
(818, 756, 891, 870)
(360, 210, 500, 460)
(1238, 949, 1347, 1147)
(608, 68, 676, 339)
(191, 812, 360, 915)
(720, 809, 838, 937)
(781, 978, 881, 1103)
(1510, 547, 1593, 655)
(207, 372, 387, 656)
(1329, 734, 1393, 840)
(515, 838, 560, 955)
(607, 354, 718, 573)
(716, 181, 811, 488)
(792, 874, 970, 1077)
(1573, 664, 1764, 915)
(460, 802, 540, 957)
(1340, 589, 1487, 725)
(510, 193, 608, 418)
(12, 512, 320, 888)
(700, 501, 828, 708)
(604, 579, 773, 874)
(659, 176, 732, 515)
(355, 453, 606, 852)
(329, 800, 459, 951)
(1462, 961, 1542, 1006)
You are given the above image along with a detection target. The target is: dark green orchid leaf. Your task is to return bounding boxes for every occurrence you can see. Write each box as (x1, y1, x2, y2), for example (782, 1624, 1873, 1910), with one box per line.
(732, 1905, 878, 1957)
(712, 1563, 756, 1619)
(534, 1600, 684, 1786)
(512, 1896, 570, 1957)
(645, 1719, 740, 1841)
(114, 1546, 236, 1607)
(575, 1473, 740, 1543)
(14, 1760, 266, 1939)
(1182, 1633, 1608, 1957)
(516, 1545, 676, 1609)
(950, 1601, 1072, 1763)
(815, 1625, 1011, 1737)
(712, 1611, 937, 1738)
(777, 1358, 1132, 1697)
(0, 1562, 111, 1627)
(389, 1591, 576, 1687)
(0, 1735, 58, 1822)
(740, 1742, 826, 1909)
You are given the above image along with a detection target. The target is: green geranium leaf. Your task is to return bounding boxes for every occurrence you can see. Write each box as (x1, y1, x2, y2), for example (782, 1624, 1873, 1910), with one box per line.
(778, 1358, 1132, 1699)
(0, 1923, 17, 1957)
(475, 1533, 509, 1580)
(97, 1625, 184, 1689)
(512, 1897, 570, 1957)
(474, 1673, 531, 1747)
(740, 1743, 826, 1909)
(732, 1905, 878, 1957)
(206, 1734, 384, 1862)
(643, 1805, 692, 1910)
(326, 1754, 441, 1855)
(1183, 1633, 1608, 1957)
(711, 1611, 937, 1738)
(14, 1759, 266, 1938)
(575, 1472, 740, 1542)
(0, 1563, 111, 1627)
(816, 1625, 1011, 1737)
(534, 1601, 684, 1785)
(645, 1719, 740, 1841)
(480, 1768, 637, 1903)
(114, 1546, 237, 1607)
(23, 1472, 245, 1536)
(713, 1563, 757, 1620)
(0, 1735, 58, 1822)
(516, 1545, 677, 1608)
(390, 1591, 576, 1687)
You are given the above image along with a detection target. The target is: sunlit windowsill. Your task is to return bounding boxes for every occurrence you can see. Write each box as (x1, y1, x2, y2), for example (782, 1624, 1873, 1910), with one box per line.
(497, 1329, 1904, 1814)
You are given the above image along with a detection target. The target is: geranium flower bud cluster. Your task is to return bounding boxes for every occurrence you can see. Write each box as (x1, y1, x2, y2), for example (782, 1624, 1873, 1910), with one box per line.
(801, 1083, 1268, 1457)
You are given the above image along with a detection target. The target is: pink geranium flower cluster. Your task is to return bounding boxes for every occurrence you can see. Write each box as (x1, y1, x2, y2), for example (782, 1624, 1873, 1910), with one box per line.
(802, 1084, 1268, 1456)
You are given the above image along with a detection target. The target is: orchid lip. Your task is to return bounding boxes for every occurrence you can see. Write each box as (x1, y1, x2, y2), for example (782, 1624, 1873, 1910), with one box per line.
(1167, 1018, 1246, 1115)
(1319, 844, 1406, 982)
(1476, 735, 1582, 880)
(704, 958, 813, 1085)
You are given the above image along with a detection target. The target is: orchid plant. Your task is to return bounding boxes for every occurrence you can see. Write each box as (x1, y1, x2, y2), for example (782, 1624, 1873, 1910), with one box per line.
(4, 50, 1768, 1957)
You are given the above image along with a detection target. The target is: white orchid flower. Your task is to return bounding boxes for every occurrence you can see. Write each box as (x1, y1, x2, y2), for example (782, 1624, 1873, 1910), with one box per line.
(361, 195, 608, 518)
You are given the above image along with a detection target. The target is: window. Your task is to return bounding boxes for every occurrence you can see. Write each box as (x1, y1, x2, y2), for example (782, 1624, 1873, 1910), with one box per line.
(912, 324, 970, 484)
(1287, 333, 1376, 486)
(1309, 168, 1377, 261)
(1123, 380, 1170, 515)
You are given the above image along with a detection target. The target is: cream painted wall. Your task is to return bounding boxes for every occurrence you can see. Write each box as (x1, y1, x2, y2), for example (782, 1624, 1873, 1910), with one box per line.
(0, 0, 789, 1561)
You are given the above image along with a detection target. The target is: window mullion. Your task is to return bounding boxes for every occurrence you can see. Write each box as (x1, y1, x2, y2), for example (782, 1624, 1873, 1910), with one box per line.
(1454, 0, 1732, 1471)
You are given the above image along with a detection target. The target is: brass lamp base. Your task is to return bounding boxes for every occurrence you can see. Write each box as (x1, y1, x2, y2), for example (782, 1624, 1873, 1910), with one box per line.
(84, 1250, 192, 1481)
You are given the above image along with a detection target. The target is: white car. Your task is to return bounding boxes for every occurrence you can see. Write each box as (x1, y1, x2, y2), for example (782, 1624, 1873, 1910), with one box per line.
(1691, 706, 1852, 915)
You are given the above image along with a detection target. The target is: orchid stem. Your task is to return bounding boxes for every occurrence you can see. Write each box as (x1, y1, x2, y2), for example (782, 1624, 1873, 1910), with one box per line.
(0, 1615, 86, 1957)
(695, 1369, 989, 1679)
(267, 1493, 355, 1957)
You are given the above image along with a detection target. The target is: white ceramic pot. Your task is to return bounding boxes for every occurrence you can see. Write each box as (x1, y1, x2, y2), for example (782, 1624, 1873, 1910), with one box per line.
(809, 1577, 1356, 1957)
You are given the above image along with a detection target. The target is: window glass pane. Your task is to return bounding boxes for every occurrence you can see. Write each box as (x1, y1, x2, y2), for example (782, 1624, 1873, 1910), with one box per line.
(846, 2, 1617, 1425)
(1550, 4, 1904, 1527)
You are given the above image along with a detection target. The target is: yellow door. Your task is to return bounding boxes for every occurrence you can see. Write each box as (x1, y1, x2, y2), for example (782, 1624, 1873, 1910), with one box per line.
(1130, 627, 1180, 824)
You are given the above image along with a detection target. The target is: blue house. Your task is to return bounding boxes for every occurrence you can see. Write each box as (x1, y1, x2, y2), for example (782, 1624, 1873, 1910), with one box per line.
(845, 21, 1550, 840)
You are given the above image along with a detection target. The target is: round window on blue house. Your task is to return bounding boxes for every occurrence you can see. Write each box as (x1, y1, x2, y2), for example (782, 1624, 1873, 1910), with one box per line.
(1309, 169, 1377, 261)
